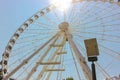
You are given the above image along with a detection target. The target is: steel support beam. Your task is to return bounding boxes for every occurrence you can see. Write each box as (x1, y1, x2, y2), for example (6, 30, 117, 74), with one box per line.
(36, 47, 62, 80)
(65, 30, 92, 80)
(45, 56, 59, 80)
(36, 34, 66, 80)
(38, 62, 61, 65)
(46, 69, 65, 72)
(26, 32, 61, 80)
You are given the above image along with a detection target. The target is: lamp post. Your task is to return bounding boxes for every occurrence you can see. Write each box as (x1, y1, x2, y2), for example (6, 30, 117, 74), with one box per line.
(84, 38, 99, 80)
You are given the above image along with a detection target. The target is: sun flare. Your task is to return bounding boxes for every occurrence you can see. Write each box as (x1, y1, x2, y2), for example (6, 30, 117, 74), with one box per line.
(51, 0, 72, 11)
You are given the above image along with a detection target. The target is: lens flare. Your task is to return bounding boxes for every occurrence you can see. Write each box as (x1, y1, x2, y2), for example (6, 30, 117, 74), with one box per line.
(51, 0, 72, 11)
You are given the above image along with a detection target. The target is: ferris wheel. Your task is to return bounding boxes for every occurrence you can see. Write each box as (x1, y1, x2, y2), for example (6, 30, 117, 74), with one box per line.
(0, 0, 120, 80)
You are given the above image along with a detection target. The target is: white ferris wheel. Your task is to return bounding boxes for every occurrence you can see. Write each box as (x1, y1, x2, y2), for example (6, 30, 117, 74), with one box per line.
(0, 0, 120, 80)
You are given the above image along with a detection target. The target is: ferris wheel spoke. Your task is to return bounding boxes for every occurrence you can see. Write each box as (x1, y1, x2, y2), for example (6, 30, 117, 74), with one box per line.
(69, 3, 90, 24)
(9, 48, 41, 71)
(81, 4, 118, 21)
(73, 35, 87, 40)
(83, 21, 120, 29)
(9, 60, 22, 71)
(21, 33, 56, 39)
(72, 8, 119, 27)
(17, 47, 39, 58)
(26, 28, 58, 31)
(99, 44, 120, 60)
(15, 62, 35, 80)
(99, 39, 120, 43)
(90, 29, 120, 32)
(68, 10, 78, 24)
(25, 54, 46, 80)
(23, 30, 56, 35)
(42, 15, 57, 25)
(74, 37, 87, 54)
(99, 48, 120, 73)
(79, 23, 120, 29)
(70, 46, 82, 80)
(13, 37, 46, 47)
(74, 33, 120, 43)
(79, 2, 102, 20)
(74, 31, 120, 38)
(75, 1, 91, 17)
(11, 45, 41, 59)
(16, 36, 52, 44)
(68, 1, 90, 23)
(17, 34, 42, 40)
(64, 44, 75, 77)
(12, 40, 43, 52)
(17, 32, 56, 40)
(69, 13, 81, 26)
(74, 28, 120, 32)
(72, 16, 120, 28)
(33, 21, 53, 29)
(80, 12, 120, 26)
(67, 4, 76, 22)
(79, 5, 111, 23)
(104, 58, 119, 72)
(95, 62, 111, 78)
(53, 9, 61, 22)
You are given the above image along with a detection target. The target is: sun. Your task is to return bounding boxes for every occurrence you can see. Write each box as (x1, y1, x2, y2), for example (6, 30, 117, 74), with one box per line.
(51, 0, 72, 11)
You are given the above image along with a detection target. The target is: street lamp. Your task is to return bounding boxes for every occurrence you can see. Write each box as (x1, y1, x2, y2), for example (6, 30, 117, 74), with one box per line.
(84, 38, 99, 80)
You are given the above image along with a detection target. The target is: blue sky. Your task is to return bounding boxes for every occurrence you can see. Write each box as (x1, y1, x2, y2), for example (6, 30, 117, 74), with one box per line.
(0, 0, 50, 59)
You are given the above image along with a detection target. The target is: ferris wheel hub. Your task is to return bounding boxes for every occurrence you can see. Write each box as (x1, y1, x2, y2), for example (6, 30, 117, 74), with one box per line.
(59, 22, 69, 31)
